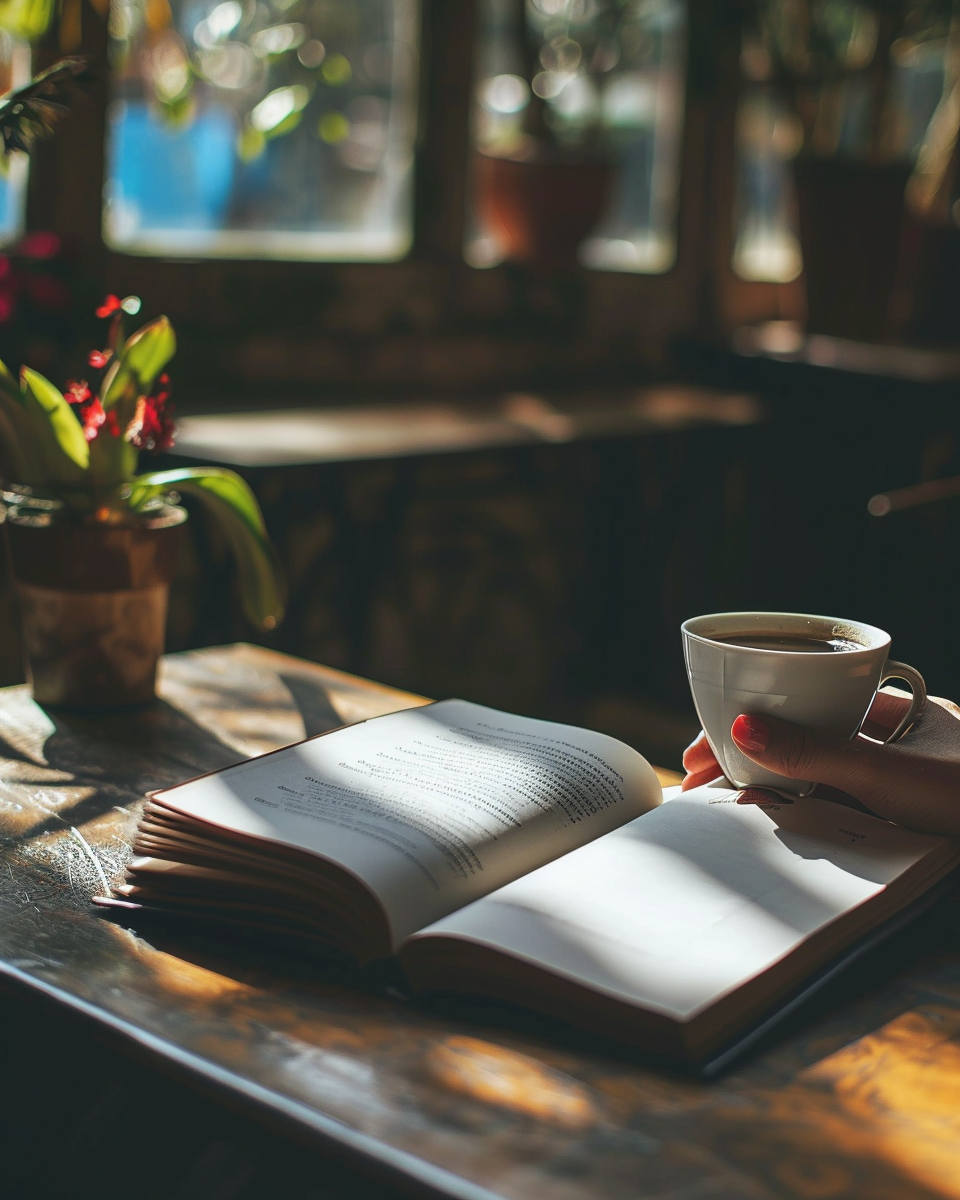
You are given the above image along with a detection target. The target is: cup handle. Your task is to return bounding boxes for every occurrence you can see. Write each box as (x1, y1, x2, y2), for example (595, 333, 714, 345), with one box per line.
(875, 661, 926, 743)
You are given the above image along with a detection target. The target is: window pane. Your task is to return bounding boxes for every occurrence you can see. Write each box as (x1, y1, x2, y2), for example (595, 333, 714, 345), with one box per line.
(469, 0, 686, 274)
(732, 87, 801, 283)
(0, 34, 31, 248)
(105, 0, 418, 259)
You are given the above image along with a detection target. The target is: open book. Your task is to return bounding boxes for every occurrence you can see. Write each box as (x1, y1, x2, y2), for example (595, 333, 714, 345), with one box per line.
(97, 700, 960, 1067)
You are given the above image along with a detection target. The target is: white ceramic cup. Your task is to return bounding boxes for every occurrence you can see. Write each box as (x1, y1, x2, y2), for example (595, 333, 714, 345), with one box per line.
(681, 611, 926, 796)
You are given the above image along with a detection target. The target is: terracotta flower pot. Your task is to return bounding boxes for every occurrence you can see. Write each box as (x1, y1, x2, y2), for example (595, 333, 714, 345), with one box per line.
(2, 499, 186, 707)
(474, 148, 614, 271)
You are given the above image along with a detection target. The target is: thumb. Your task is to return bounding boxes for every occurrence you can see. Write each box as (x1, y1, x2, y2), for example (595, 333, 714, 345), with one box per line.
(731, 712, 887, 796)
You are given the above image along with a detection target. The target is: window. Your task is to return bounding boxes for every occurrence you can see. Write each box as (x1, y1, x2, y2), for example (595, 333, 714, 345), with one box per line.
(103, 0, 687, 276)
(469, 0, 686, 273)
(733, 82, 801, 284)
(105, 0, 419, 258)
(7, 3, 799, 389)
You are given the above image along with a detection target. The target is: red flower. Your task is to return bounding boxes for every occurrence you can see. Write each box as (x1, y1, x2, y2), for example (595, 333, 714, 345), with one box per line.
(105, 410, 121, 437)
(127, 382, 176, 453)
(82, 397, 106, 441)
(88, 349, 111, 369)
(64, 380, 92, 406)
(96, 294, 122, 318)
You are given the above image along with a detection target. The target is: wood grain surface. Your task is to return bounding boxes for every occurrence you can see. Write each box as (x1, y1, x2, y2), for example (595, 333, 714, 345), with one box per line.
(2, 643, 959, 1200)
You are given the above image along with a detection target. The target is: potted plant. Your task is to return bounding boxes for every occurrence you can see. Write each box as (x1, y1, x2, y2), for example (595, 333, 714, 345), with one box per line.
(0, 293, 285, 706)
(473, 0, 627, 271)
(898, 4, 960, 342)
(750, 0, 956, 340)
(0, 55, 284, 706)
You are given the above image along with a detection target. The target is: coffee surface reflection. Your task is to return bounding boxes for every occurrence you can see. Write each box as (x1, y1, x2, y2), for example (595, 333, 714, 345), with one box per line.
(718, 634, 862, 654)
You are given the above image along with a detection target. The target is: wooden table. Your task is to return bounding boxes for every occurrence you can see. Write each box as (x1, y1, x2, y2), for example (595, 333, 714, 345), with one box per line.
(2, 644, 960, 1200)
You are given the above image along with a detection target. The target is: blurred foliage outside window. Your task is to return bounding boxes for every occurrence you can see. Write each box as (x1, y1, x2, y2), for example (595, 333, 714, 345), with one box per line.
(104, 0, 418, 259)
(469, 0, 687, 273)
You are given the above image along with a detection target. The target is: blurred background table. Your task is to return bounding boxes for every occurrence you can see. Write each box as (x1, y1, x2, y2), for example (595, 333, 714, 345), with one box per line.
(3, 643, 960, 1200)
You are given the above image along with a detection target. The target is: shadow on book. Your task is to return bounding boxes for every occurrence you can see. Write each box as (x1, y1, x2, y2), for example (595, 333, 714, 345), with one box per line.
(96, 872, 958, 1079)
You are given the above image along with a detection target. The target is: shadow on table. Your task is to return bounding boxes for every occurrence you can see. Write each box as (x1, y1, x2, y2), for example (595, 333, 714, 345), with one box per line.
(94, 881, 952, 1085)
(0, 667, 350, 849)
(3, 667, 948, 1086)
(278, 671, 347, 738)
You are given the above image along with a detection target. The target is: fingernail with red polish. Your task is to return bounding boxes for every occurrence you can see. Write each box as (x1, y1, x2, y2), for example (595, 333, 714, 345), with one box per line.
(731, 714, 770, 753)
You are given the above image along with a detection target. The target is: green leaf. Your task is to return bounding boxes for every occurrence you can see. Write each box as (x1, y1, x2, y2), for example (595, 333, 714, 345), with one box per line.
(0, 355, 18, 394)
(0, 397, 29, 481)
(0, 0, 59, 43)
(19, 367, 89, 488)
(93, 318, 176, 490)
(21, 368, 88, 467)
(102, 315, 176, 428)
(130, 467, 285, 631)
(118, 315, 176, 387)
(0, 360, 33, 481)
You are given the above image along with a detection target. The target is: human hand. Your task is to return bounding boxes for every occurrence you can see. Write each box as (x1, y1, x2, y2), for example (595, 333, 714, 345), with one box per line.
(681, 689, 960, 836)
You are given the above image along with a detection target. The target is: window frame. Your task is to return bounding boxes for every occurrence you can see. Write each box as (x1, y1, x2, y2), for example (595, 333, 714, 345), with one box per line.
(21, 0, 785, 405)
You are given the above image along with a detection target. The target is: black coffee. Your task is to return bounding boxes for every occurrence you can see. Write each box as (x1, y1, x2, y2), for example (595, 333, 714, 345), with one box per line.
(719, 633, 862, 653)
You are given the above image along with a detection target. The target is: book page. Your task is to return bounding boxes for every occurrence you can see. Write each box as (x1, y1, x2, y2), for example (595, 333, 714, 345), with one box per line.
(405, 785, 955, 1020)
(152, 699, 662, 949)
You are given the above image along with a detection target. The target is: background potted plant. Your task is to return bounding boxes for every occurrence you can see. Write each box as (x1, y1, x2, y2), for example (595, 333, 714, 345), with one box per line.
(0, 293, 285, 706)
(898, 3, 960, 342)
(750, 0, 957, 341)
(474, 0, 631, 271)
